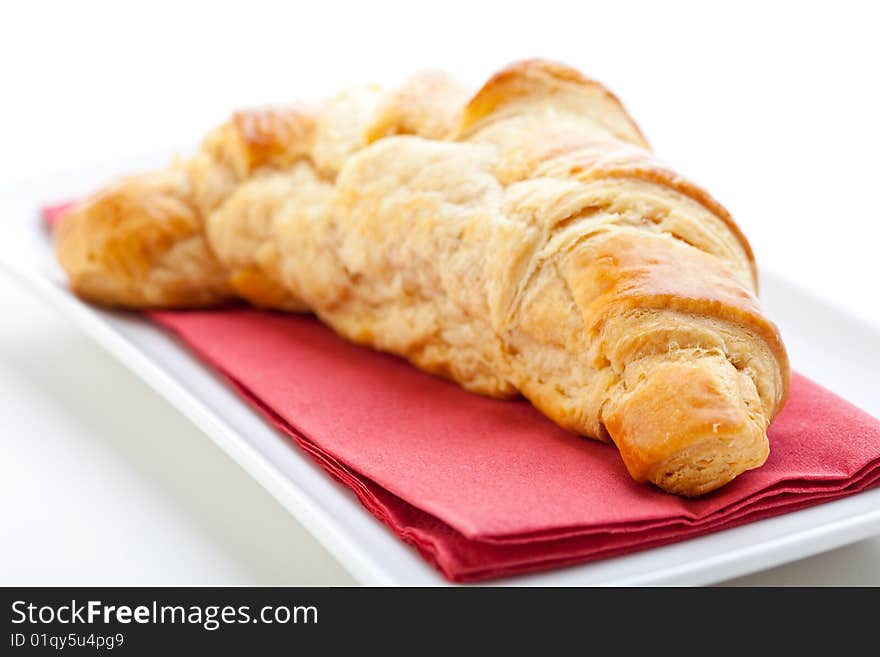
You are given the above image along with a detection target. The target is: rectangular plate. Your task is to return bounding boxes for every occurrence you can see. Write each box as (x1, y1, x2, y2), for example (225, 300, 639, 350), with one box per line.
(3, 154, 880, 585)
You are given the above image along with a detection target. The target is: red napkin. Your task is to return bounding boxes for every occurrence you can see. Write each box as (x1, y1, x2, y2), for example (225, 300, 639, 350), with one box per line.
(44, 204, 880, 581)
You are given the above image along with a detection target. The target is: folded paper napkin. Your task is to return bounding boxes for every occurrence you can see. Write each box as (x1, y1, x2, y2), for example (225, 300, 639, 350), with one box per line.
(43, 204, 880, 581)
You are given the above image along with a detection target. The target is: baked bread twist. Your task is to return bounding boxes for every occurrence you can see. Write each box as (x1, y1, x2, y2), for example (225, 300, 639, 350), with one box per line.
(55, 60, 789, 496)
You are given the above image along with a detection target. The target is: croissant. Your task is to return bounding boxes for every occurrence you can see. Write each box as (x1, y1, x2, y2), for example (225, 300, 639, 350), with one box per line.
(55, 60, 789, 496)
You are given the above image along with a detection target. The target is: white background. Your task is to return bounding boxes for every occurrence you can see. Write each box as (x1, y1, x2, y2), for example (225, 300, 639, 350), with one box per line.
(1, 0, 878, 585)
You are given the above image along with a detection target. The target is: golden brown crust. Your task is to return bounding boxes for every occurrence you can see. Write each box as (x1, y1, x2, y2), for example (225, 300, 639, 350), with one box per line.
(604, 358, 770, 495)
(570, 163, 758, 289)
(231, 108, 316, 170)
(55, 170, 232, 308)
(365, 71, 470, 143)
(458, 59, 650, 148)
(196, 107, 317, 184)
(564, 231, 787, 494)
(54, 59, 790, 496)
(576, 232, 783, 374)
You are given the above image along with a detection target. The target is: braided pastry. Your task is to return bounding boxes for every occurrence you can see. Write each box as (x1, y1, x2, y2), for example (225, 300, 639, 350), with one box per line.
(55, 60, 789, 496)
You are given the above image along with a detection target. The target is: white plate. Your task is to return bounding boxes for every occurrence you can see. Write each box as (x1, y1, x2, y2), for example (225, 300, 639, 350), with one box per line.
(2, 154, 880, 586)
